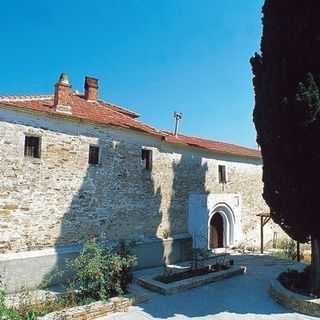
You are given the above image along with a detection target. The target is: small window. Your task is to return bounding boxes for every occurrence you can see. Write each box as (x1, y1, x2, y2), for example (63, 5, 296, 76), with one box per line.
(89, 145, 99, 165)
(218, 165, 227, 184)
(141, 149, 152, 170)
(24, 136, 41, 158)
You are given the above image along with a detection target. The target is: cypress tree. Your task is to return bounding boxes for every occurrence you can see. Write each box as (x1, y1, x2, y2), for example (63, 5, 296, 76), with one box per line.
(251, 0, 320, 292)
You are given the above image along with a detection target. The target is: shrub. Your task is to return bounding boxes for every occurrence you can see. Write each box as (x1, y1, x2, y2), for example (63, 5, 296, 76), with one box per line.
(236, 239, 257, 253)
(191, 248, 211, 270)
(274, 238, 297, 260)
(278, 266, 313, 296)
(0, 241, 136, 320)
(65, 240, 136, 302)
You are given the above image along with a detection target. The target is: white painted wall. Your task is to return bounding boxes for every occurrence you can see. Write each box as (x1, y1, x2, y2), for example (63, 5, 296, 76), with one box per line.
(188, 193, 242, 249)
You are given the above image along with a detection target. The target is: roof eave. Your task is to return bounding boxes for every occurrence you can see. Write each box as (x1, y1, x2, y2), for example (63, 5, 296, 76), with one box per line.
(0, 103, 261, 160)
(162, 136, 262, 160)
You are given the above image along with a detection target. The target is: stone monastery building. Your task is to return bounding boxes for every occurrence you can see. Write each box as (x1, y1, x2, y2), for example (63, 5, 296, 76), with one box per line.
(0, 74, 282, 292)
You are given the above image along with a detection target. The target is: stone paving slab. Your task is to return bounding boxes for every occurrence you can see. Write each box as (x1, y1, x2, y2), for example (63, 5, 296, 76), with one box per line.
(99, 254, 318, 320)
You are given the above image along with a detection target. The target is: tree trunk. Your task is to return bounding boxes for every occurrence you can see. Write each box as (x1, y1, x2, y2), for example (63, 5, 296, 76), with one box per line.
(311, 237, 320, 294)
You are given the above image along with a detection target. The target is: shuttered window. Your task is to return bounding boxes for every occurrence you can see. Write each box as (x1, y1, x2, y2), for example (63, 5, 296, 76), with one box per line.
(89, 145, 99, 165)
(24, 136, 41, 158)
(218, 165, 227, 184)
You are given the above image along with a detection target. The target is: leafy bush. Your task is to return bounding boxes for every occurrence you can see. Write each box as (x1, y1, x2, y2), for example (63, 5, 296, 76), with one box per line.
(274, 238, 297, 260)
(278, 266, 314, 296)
(191, 248, 211, 270)
(0, 241, 136, 320)
(65, 240, 136, 302)
(235, 239, 257, 253)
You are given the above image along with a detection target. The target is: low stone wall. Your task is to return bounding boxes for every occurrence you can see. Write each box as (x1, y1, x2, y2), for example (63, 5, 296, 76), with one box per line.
(39, 295, 138, 320)
(0, 235, 192, 293)
(5, 289, 61, 309)
(269, 279, 320, 317)
(5, 286, 147, 320)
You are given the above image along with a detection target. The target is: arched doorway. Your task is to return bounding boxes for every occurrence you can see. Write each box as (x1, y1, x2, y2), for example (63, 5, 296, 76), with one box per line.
(209, 212, 224, 248)
(208, 203, 235, 249)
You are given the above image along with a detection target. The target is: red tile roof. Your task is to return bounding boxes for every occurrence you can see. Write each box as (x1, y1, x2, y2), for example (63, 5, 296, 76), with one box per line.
(163, 133, 261, 159)
(0, 94, 261, 159)
(0, 94, 162, 137)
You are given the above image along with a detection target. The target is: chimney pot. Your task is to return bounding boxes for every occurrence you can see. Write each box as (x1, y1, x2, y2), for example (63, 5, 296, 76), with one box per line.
(58, 73, 70, 85)
(54, 73, 72, 114)
(84, 76, 99, 101)
(173, 111, 183, 136)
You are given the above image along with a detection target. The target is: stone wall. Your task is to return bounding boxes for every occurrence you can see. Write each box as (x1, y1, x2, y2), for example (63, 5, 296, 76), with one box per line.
(0, 236, 192, 293)
(38, 297, 130, 320)
(0, 107, 284, 254)
(269, 279, 320, 317)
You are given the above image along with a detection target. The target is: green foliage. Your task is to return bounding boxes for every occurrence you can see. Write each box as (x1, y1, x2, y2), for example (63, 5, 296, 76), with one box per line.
(65, 240, 136, 302)
(281, 239, 297, 260)
(25, 310, 36, 320)
(0, 241, 136, 320)
(273, 239, 297, 260)
(278, 266, 314, 296)
(250, 0, 320, 243)
(295, 73, 320, 125)
(191, 248, 212, 270)
(16, 296, 71, 319)
(0, 289, 21, 320)
(0, 286, 75, 320)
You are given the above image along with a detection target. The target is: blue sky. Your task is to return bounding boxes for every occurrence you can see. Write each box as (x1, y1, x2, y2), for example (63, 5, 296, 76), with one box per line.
(0, 0, 263, 148)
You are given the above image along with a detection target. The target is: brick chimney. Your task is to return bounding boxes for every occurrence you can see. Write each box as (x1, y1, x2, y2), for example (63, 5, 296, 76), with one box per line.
(84, 76, 98, 101)
(54, 73, 72, 114)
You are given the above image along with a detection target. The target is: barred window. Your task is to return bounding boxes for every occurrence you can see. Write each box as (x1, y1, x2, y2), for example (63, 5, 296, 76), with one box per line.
(218, 165, 227, 184)
(89, 145, 99, 165)
(24, 136, 41, 158)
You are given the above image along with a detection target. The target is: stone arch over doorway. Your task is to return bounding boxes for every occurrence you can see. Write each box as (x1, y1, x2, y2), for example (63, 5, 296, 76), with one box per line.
(208, 203, 235, 248)
(188, 193, 241, 249)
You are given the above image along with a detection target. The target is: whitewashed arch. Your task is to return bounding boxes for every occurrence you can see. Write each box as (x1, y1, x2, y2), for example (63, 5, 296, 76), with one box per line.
(208, 202, 235, 248)
(188, 193, 242, 249)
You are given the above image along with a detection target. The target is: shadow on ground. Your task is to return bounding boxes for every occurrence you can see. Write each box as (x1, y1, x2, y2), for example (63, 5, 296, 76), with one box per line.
(119, 255, 316, 320)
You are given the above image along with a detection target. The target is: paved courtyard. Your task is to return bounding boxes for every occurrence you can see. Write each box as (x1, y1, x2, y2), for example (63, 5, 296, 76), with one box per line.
(100, 254, 317, 320)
